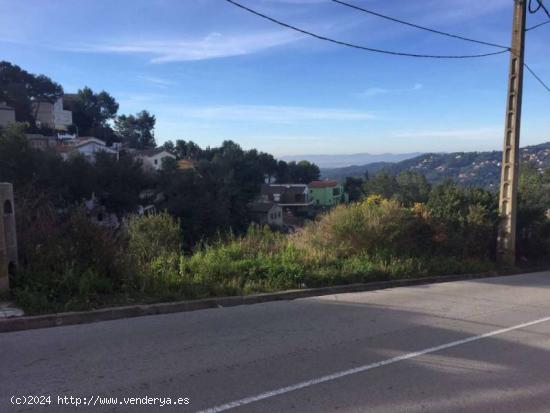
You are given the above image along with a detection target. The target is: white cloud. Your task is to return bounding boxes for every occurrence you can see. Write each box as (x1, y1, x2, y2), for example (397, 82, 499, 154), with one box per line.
(137, 76, 175, 86)
(56, 31, 303, 63)
(358, 83, 423, 98)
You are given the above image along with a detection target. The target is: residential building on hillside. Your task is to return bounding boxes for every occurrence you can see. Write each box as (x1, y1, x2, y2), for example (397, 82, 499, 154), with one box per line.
(56, 137, 118, 161)
(0, 102, 16, 127)
(261, 184, 312, 207)
(134, 149, 176, 171)
(25, 134, 58, 150)
(32, 97, 73, 131)
(248, 202, 283, 227)
(260, 184, 314, 218)
(309, 180, 348, 207)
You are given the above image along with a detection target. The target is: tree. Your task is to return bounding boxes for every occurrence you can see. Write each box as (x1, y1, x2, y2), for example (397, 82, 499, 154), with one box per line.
(93, 151, 150, 215)
(363, 171, 399, 199)
(516, 163, 550, 260)
(344, 177, 364, 202)
(115, 110, 156, 149)
(69, 87, 119, 142)
(161, 140, 176, 155)
(395, 171, 431, 206)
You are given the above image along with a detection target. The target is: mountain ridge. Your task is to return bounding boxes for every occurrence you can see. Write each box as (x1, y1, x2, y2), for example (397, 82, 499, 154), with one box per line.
(279, 152, 422, 168)
(321, 141, 550, 189)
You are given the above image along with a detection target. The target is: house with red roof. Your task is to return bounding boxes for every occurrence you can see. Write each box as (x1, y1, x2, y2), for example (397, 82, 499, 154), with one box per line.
(308, 180, 348, 207)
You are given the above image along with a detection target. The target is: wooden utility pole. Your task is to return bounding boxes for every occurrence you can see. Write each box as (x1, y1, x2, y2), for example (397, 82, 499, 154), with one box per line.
(497, 0, 527, 266)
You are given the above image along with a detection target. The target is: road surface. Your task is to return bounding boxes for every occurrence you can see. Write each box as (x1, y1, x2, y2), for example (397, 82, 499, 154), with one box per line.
(2, 271, 550, 412)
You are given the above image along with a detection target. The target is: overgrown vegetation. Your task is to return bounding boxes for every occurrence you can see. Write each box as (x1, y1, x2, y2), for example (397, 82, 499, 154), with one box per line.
(2, 60, 550, 314)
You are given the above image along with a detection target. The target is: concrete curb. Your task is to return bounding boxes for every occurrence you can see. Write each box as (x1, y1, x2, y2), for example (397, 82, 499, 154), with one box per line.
(0, 269, 546, 333)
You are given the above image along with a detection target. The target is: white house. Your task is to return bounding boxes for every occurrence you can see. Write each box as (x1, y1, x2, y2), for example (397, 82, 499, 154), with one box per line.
(248, 202, 284, 227)
(57, 137, 118, 161)
(135, 149, 176, 171)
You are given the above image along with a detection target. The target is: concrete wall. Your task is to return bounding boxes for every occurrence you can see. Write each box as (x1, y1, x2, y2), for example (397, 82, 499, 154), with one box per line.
(0, 106, 16, 127)
(0, 183, 17, 291)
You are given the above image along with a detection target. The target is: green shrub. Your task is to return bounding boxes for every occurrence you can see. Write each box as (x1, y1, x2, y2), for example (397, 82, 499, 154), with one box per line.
(292, 198, 432, 260)
(14, 206, 127, 313)
(127, 212, 182, 292)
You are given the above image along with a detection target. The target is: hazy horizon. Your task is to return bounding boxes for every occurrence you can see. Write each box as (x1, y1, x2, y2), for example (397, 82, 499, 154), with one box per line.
(1, 0, 549, 156)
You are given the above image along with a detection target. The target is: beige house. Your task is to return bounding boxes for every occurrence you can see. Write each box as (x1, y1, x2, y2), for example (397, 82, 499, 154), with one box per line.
(0, 102, 16, 128)
(33, 97, 73, 131)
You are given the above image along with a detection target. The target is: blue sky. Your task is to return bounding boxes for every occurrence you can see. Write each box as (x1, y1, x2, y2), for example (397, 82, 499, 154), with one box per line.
(0, 0, 549, 156)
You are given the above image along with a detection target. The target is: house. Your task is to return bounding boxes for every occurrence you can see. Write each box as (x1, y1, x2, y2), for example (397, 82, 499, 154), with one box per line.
(0, 102, 16, 127)
(248, 202, 283, 227)
(261, 184, 312, 207)
(56, 137, 118, 161)
(308, 180, 348, 207)
(32, 97, 73, 131)
(134, 149, 176, 171)
(25, 134, 58, 150)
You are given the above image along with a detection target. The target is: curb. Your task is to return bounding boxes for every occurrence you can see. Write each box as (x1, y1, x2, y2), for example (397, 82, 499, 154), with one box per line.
(1, 269, 547, 333)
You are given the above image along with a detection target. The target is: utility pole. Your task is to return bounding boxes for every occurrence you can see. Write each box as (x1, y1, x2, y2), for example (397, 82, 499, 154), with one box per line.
(497, 0, 527, 266)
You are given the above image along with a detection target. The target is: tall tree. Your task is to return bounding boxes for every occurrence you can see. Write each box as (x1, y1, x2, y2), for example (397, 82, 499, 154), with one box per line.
(395, 171, 431, 206)
(115, 110, 156, 149)
(69, 87, 119, 142)
(344, 177, 364, 202)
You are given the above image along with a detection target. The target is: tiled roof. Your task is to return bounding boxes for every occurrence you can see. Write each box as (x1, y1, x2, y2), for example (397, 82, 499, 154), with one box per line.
(309, 180, 339, 189)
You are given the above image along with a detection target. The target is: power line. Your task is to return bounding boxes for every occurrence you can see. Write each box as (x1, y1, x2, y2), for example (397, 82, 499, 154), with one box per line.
(529, 0, 550, 18)
(224, 0, 510, 59)
(526, 19, 550, 31)
(524, 63, 550, 92)
(330, 0, 508, 50)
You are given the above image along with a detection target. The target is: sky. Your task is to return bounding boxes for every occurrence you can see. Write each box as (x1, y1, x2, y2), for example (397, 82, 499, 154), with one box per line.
(0, 0, 549, 156)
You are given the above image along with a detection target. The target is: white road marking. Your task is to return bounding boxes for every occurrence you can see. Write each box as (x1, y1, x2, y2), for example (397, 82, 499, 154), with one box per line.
(196, 315, 550, 413)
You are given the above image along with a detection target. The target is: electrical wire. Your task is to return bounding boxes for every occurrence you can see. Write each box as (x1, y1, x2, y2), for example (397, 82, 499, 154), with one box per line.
(224, 0, 510, 59)
(529, 0, 543, 13)
(526, 19, 550, 31)
(330, 0, 508, 50)
(524, 63, 550, 92)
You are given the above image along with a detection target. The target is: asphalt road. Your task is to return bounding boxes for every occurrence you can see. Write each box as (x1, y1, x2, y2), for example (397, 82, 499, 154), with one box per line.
(2, 271, 550, 413)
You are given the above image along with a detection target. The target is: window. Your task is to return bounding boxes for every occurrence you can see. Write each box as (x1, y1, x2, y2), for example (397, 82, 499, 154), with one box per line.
(274, 194, 281, 202)
(154, 159, 158, 165)
(333, 188, 340, 196)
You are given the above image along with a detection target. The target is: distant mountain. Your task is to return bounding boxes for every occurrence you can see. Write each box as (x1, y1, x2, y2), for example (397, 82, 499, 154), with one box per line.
(279, 152, 422, 168)
(321, 142, 550, 190)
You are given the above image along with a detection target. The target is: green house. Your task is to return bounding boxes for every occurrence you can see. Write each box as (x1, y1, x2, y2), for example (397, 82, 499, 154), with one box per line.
(308, 180, 347, 207)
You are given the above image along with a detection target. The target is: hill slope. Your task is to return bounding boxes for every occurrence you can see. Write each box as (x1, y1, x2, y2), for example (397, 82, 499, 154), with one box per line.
(321, 142, 550, 189)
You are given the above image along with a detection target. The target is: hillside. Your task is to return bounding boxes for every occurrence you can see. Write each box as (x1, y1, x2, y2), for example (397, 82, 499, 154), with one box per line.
(321, 141, 550, 190)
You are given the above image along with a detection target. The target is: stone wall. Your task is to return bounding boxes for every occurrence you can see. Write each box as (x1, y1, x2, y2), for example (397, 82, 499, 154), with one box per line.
(0, 183, 17, 290)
